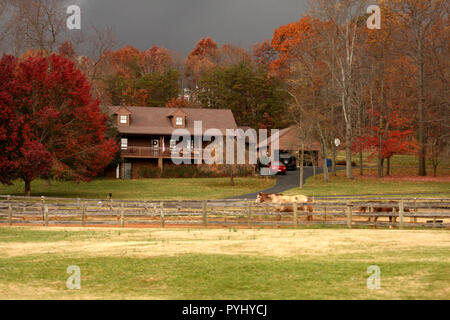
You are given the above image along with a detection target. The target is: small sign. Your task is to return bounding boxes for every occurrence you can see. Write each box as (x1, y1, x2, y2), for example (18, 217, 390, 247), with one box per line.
(334, 138, 341, 147)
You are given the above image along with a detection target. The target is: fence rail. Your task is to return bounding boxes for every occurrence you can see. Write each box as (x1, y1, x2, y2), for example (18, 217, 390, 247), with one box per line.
(0, 195, 449, 229)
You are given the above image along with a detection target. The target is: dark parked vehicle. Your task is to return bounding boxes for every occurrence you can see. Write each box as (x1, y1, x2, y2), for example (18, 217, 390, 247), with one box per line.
(280, 153, 297, 171)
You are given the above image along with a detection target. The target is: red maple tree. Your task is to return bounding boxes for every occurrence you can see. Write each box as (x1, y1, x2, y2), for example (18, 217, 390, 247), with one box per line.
(0, 54, 118, 195)
(353, 109, 419, 175)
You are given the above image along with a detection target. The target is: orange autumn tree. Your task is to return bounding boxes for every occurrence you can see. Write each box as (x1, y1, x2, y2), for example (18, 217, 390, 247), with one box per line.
(101, 45, 179, 106)
(361, 3, 406, 177)
(270, 16, 335, 182)
(139, 45, 174, 74)
(165, 97, 190, 109)
(185, 37, 220, 88)
(220, 44, 251, 67)
(252, 39, 276, 69)
(386, 0, 448, 176)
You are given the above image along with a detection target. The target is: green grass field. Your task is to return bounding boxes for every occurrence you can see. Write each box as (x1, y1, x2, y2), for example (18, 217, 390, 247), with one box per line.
(0, 227, 448, 299)
(336, 153, 450, 173)
(286, 168, 450, 197)
(0, 177, 275, 200)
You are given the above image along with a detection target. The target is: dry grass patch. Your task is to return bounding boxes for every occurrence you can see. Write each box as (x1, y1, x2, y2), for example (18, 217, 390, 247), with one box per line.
(0, 227, 449, 299)
(1, 227, 449, 259)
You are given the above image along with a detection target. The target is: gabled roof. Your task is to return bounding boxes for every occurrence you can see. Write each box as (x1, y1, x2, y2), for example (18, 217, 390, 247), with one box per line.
(108, 106, 238, 135)
(113, 106, 132, 115)
(168, 108, 187, 117)
(258, 126, 321, 151)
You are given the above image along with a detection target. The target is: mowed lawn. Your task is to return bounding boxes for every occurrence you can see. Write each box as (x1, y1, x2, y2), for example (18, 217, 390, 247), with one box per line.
(0, 227, 448, 300)
(0, 177, 275, 200)
(286, 168, 450, 197)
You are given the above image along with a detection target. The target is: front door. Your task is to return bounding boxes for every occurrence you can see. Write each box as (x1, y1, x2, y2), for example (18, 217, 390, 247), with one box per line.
(124, 163, 132, 180)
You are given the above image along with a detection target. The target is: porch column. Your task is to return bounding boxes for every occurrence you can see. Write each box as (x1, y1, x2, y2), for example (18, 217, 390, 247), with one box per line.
(158, 157, 163, 173)
(120, 158, 125, 179)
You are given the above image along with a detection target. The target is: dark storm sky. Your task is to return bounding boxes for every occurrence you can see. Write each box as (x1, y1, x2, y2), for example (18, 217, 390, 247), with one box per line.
(73, 0, 308, 54)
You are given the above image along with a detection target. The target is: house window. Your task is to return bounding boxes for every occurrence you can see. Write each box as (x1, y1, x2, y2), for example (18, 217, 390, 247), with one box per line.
(170, 139, 177, 151)
(176, 117, 183, 126)
(120, 115, 128, 124)
(121, 138, 128, 150)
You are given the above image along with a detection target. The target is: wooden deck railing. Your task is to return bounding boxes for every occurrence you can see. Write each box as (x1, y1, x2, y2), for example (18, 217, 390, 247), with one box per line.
(121, 146, 200, 158)
(0, 195, 449, 229)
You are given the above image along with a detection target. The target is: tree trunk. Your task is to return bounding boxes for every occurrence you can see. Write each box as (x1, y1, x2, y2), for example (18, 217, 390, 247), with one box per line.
(378, 78, 384, 178)
(386, 157, 391, 176)
(330, 102, 337, 176)
(322, 142, 329, 183)
(345, 122, 353, 179)
(359, 151, 363, 176)
(24, 179, 31, 197)
(331, 142, 337, 176)
(299, 144, 305, 188)
(418, 37, 427, 176)
(378, 134, 384, 178)
(312, 153, 316, 177)
(229, 166, 235, 186)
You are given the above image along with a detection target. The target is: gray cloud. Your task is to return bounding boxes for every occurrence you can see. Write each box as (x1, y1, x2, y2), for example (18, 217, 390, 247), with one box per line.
(73, 0, 307, 54)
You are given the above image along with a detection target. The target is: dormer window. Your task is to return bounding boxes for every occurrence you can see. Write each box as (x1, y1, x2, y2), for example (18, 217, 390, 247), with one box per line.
(168, 109, 187, 128)
(115, 106, 132, 127)
(120, 115, 128, 124)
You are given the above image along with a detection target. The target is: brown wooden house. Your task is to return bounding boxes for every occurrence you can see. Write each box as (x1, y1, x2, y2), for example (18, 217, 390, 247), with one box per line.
(107, 106, 238, 179)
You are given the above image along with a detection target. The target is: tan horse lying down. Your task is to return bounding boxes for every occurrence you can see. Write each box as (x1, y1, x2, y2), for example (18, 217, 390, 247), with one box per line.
(255, 192, 314, 221)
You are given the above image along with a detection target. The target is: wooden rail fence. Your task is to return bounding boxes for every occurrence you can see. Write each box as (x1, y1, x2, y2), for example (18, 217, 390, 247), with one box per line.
(0, 195, 449, 229)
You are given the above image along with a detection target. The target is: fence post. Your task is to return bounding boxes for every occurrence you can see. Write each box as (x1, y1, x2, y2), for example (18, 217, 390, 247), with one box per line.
(293, 202, 298, 227)
(8, 204, 12, 226)
(44, 205, 49, 227)
(41, 196, 45, 226)
(202, 201, 208, 228)
(120, 202, 125, 228)
(346, 201, 352, 229)
(399, 201, 404, 230)
(160, 202, 165, 228)
(247, 202, 252, 228)
(81, 202, 86, 227)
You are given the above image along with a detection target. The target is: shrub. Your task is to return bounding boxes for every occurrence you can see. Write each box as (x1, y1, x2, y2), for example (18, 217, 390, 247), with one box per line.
(138, 166, 161, 178)
(137, 164, 257, 179)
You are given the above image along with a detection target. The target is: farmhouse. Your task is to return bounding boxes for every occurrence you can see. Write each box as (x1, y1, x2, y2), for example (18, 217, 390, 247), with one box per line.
(107, 106, 238, 179)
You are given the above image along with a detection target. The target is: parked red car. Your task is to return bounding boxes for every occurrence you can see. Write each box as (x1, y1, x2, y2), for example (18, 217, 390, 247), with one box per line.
(269, 161, 287, 175)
